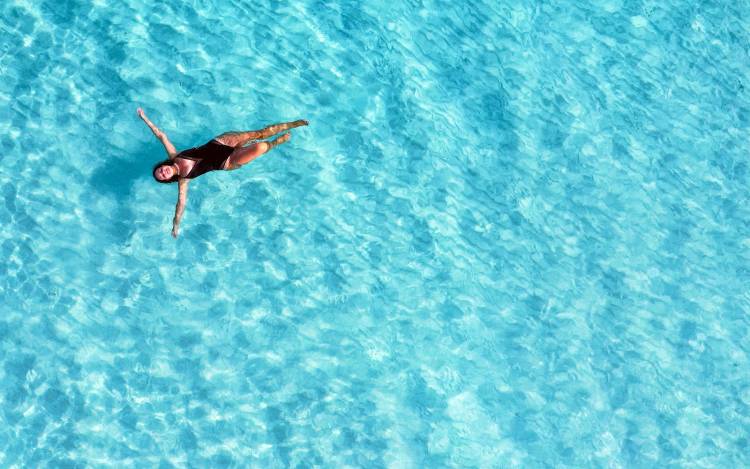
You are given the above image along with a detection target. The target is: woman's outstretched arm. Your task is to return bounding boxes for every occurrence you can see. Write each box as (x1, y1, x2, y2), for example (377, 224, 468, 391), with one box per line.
(137, 108, 178, 158)
(172, 179, 189, 238)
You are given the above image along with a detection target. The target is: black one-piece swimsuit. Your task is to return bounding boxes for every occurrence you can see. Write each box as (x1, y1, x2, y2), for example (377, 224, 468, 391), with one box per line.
(177, 140, 235, 179)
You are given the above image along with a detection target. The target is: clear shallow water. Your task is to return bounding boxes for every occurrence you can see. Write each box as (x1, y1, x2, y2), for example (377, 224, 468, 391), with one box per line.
(1, 0, 749, 467)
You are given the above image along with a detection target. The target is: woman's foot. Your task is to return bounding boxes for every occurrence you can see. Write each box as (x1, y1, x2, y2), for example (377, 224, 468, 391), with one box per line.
(276, 132, 291, 145)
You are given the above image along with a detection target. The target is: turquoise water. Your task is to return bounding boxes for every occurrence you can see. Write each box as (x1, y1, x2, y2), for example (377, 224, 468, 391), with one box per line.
(1, 0, 749, 467)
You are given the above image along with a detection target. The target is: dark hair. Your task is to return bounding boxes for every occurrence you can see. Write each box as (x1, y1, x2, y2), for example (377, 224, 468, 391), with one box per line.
(152, 159, 179, 184)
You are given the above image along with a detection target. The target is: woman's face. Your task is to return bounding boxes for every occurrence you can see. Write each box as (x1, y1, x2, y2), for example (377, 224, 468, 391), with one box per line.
(155, 164, 175, 181)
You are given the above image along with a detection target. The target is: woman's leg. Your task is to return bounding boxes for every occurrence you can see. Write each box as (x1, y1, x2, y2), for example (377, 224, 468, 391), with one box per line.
(216, 120, 308, 147)
(225, 133, 291, 169)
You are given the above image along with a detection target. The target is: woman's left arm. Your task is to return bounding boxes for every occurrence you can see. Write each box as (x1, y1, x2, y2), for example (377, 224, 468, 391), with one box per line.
(137, 108, 178, 158)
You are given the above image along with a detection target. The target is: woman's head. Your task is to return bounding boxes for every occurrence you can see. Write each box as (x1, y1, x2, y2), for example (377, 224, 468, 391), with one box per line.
(152, 160, 179, 184)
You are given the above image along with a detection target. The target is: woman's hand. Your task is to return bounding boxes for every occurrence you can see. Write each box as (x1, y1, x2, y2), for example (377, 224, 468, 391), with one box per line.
(172, 225, 179, 238)
(137, 107, 146, 119)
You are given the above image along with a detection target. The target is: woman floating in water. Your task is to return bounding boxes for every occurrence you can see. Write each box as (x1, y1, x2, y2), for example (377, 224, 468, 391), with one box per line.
(137, 108, 308, 237)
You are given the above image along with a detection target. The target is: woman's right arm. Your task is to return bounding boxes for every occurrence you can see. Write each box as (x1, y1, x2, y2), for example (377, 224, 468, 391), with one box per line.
(172, 179, 189, 238)
(137, 108, 178, 159)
